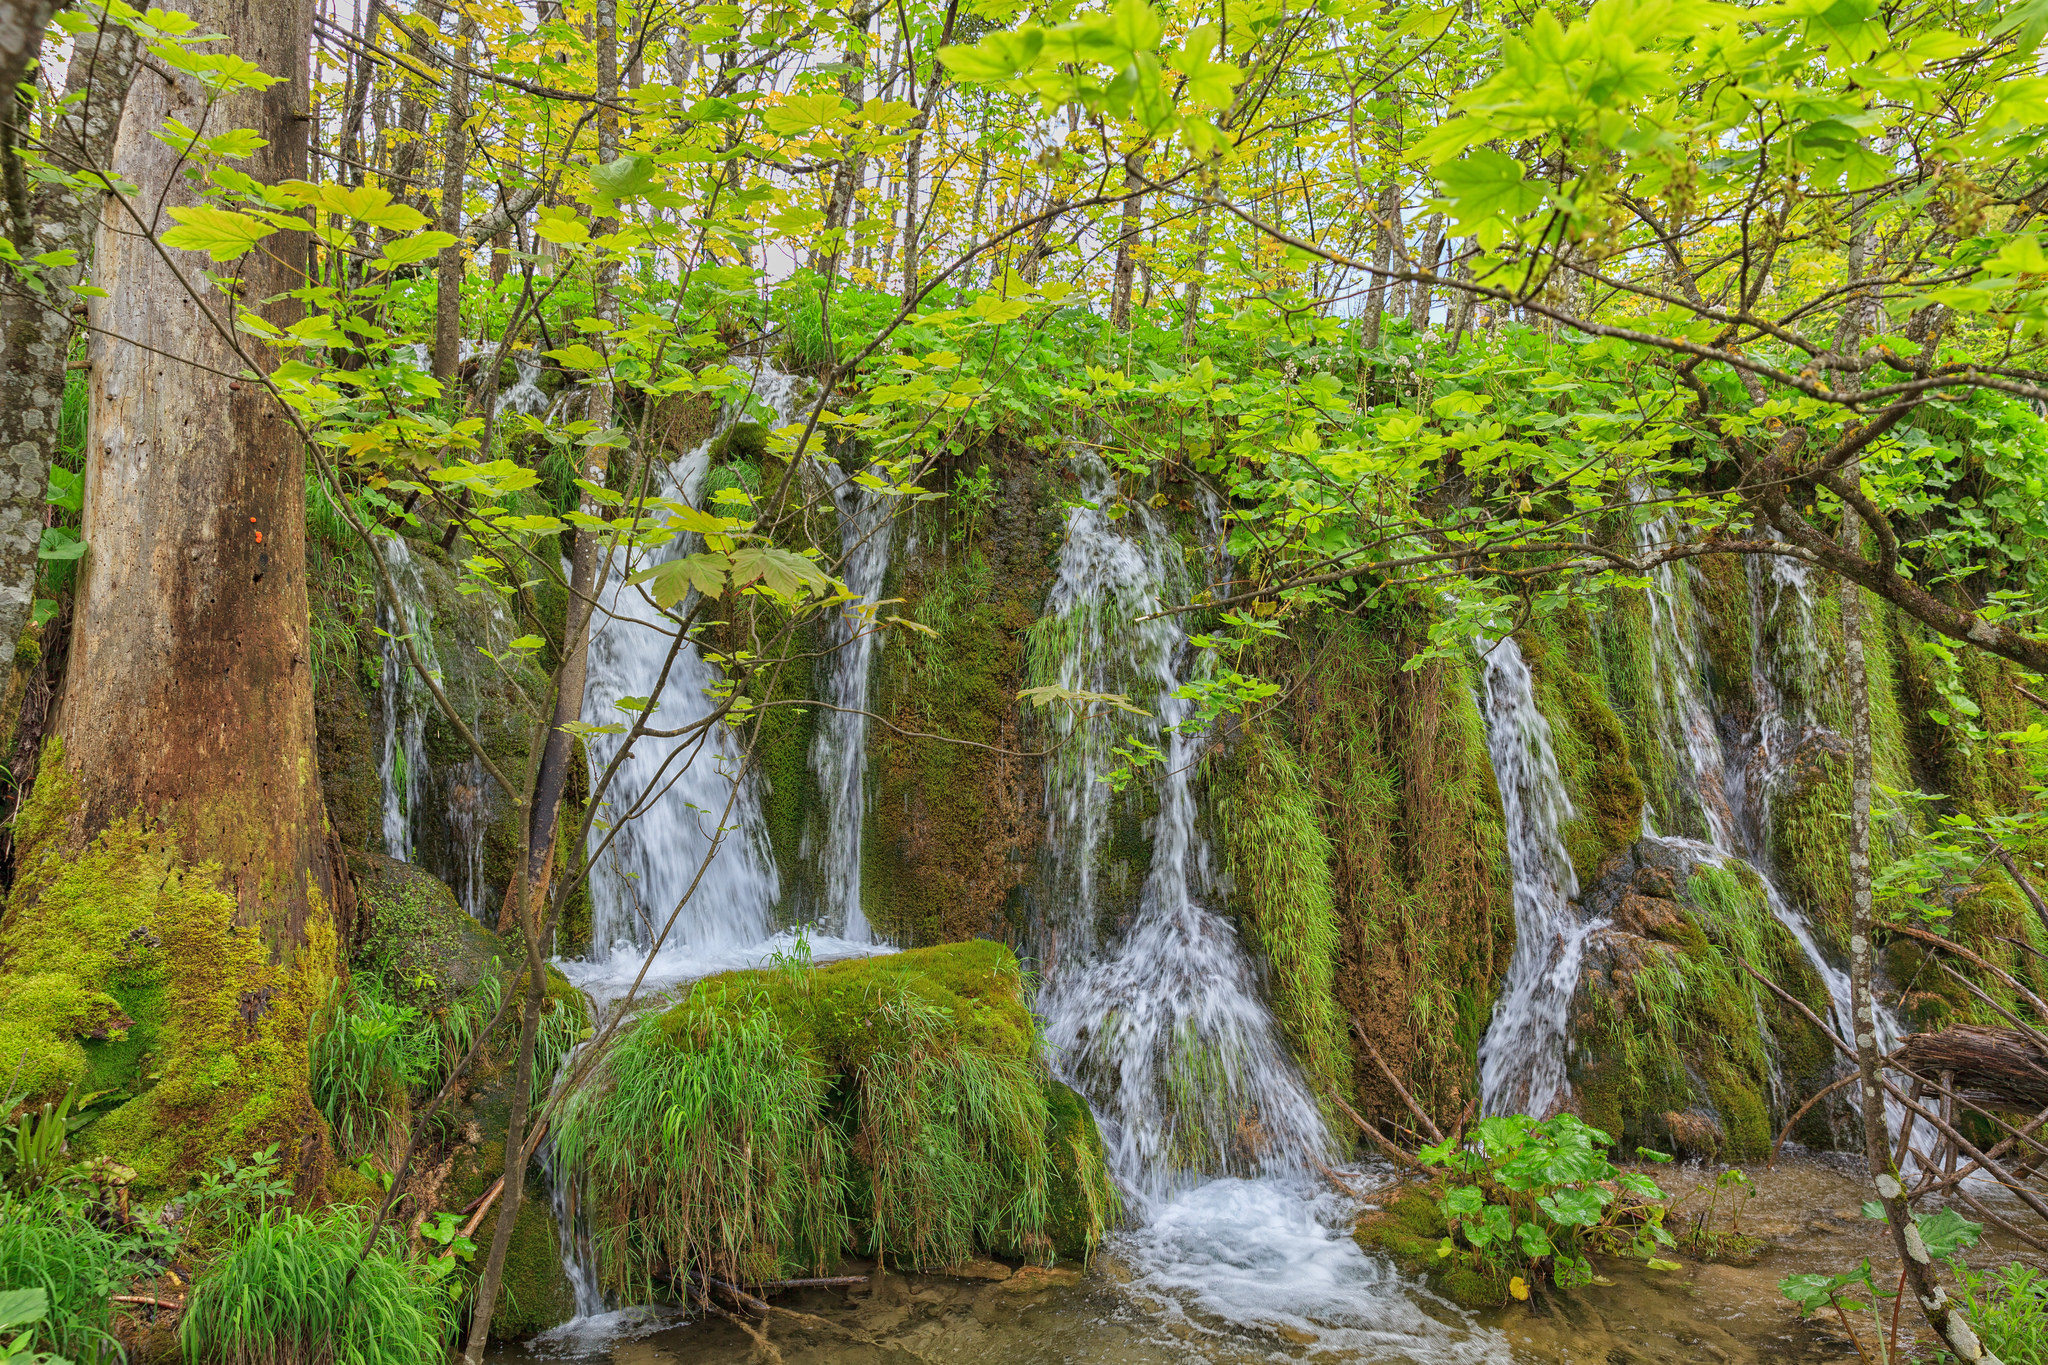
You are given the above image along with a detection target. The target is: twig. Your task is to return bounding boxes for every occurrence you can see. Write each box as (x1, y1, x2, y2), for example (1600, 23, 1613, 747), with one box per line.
(746, 1276, 869, 1290)
(1771, 1070, 1863, 1165)
(1350, 1016, 1443, 1143)
(111, 1295, 182, 1310)
(1326, 1090, 1424, 1170)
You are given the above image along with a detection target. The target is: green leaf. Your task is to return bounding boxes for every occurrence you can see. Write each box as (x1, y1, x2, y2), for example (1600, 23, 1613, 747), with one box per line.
(378, 231, 456, 265)
(0, 1288, 47, 1332)
(940, 28, 1045, 82)
(760, 92, 850, 137)
(45, 465, 83, 515)
(1645, 1258, 1682, 1272)
(38, 526, 86, 561)
(628, 552, 730, 608)
(160, 205, 276, 260)
(534, 212, 590, 246)
(1435, 149, 1543, 228)
(589, 152, 658, 205)
(30, 598, 56, 628)
(1912, 1207, 1982, 1259)
(545, 344, 607, 371)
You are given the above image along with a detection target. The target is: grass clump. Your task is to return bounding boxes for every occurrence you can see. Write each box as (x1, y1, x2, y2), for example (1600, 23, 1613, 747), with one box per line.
(553, 941, 1116, 1297)
(180, 1206, 454, 1365)
(1214, 728, 1350, 1111)
(0, 1190, 125, 1364)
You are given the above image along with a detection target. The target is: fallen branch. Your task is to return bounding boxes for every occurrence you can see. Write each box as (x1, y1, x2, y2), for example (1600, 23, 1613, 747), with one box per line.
(1350, 1016, 1443, 1143)
(111, 1295, 182, 1311)
(1770, 1070, 1862, 1165)
(1885, 922, 2048, 1024)
(745, 1276, 868, 1290)
(1326, 1090, 1425, 1171)
(1895, 1022, 2048, 1115)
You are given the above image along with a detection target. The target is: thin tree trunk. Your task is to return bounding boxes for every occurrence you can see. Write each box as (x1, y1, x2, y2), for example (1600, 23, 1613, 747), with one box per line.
(1408, 213, 1442, 331)
(812, 2, 870, 278)
(1839, 500, 1996, 1359)
(898, 0, 958, 304)
(1360, 173, 1396, 351)
(1109, 151, 1144, 330)
(61, 0, 334, 1171)
(1181, 176, 1213, 350)
(0, 8, 138, 669)
(431, 13, 475, 387)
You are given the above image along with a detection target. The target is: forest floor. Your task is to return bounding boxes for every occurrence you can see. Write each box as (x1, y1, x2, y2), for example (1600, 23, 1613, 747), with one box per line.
(484, 1152, 2041, 1364)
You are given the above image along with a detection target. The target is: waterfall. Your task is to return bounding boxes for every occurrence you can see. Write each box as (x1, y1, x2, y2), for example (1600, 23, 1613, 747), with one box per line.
(1634, 513, 1909, 1142)
(571, 369, 807, 977)
(1473, 635, 1602, 1118)
(377, 537, 438, 863)
(803, 469, 894, 941)
(1030, 456, 1493, 1358)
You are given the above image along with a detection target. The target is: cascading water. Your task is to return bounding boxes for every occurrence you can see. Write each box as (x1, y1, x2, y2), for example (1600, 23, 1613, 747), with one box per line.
(1633, 512, 1909, 1141)
(570, 376, 805, 976)
(1473, 636, 1602, 1118)
(1033, 455, 1499, 1359)
(539, 365, 896, 1344)
(801, 468, 894, 941)
(378, 537, 439, 862)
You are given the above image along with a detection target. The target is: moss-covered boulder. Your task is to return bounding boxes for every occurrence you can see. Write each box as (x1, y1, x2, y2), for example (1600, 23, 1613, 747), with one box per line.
(1354, 1180, 1511, 1309)
(1565, 843, 1841, 1158)
(348, 850, 506, 1007)
(553, 940, 1118, 1297)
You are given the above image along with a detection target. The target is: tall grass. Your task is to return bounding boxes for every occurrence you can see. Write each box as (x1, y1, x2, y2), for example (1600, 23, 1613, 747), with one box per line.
(854, 986, 1052, 1267)
(556, 989, 845, 1296)
(1961, 1260, 2048, 1365)
(180, 1206, 453, 1365)
(310, 980, 441, 1159)
(0, 1190, 123, 1364)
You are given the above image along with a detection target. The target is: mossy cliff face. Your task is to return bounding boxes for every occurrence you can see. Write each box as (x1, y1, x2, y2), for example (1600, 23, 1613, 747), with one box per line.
(1236, 613, 1513, 1127)
(860, 447, 1063, 945)
(0, 740, 336, 1193)
(310, 527, 551, 925)
(553, 940, 1116, 1296)
(1564, 845, 1838, 1159)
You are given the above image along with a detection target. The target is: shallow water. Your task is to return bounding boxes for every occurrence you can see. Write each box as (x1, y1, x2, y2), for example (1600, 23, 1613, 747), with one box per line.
(492, 1153, 2043, 1365)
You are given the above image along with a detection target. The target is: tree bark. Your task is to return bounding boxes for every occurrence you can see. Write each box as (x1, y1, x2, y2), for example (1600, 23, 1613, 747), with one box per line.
(0, 7, 138, 668)
(811, 1, 869, 279)
(1109, 151, 1144, 331)
(431, 14, 475, 387)
(61, 0, 335, 983)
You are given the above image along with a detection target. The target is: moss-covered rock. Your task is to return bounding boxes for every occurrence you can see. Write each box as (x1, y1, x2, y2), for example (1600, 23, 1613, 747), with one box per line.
(349, 850, 507, 1008)
(1354, 1180, 1510, 1309)
(446, 1140, 577, 1340)
(553, 940, 1118, 1297)
(1520, 610, 1646, 888)
(861, 445, 1062, 945)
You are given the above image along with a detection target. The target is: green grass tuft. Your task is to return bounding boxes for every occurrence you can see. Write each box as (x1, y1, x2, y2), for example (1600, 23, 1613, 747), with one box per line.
(0, 1190, 124, 1364)
(180, 1206, 454, 1365)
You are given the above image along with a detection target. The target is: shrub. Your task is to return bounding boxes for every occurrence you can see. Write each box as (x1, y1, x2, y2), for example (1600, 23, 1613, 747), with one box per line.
(179, 1206, 454, 1365)
(1961, 1259, 2048, 1365)
(1419, 1113, 1675, 1294)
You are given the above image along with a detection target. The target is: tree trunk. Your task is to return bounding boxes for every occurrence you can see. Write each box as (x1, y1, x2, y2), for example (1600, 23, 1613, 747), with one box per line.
(431, 14, 475, 387)
(1109, 151, 1144, 330)
(0, 8, 139, 670)
(59, 0, 335, 1155)
(812, 2, 869, 279)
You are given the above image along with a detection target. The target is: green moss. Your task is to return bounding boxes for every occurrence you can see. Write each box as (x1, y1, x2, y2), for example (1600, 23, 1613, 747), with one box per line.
(1214, 729, 1350, 1110)
(864, 547, 1044, 944)
(1353, 1180, 1510, 1309)
(1520, 610, 1646, 886)
(554, 941, 1117, 1294)
(1592, 586, 1679, 833)
(349, 852, 507, 1008)
(0, 741, 338, 1193)
(1278, 612, 1512, 1127)
(447, 1141, 576, 1340)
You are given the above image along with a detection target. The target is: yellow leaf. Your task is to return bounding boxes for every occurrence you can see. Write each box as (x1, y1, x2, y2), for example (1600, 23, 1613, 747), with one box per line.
(1508, 1276, 1530, 1302)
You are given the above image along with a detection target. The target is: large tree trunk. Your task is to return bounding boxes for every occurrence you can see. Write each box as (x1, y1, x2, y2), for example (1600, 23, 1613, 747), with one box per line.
(59, 0, 335, 1144)
(0, 8, 139, 670)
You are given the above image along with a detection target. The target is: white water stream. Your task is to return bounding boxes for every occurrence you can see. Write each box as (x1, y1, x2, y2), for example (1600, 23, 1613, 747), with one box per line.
(1473, 635, 1602, 1119)
(1634, 514, 1910, 1147)
(801, 467, 894, 942)
(1031, 455, 1501, 1360)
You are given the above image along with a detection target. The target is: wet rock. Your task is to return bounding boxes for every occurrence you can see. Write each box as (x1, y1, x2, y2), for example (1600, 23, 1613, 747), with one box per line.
(1001, 1265, 1080, 1293)
(1612, 892, 1685, 939)
(939, 1259, 1013, 1282)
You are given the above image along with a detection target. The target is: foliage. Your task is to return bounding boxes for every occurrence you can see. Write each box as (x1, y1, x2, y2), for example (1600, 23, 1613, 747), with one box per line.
(1956, 1260, 2048, 1365)
(1418, 1114, 1675, 1292)
(179, 1207, 456, 1365)
(553, 942, 1114, 1297)
(0, 1188, 129, 1365)
(310, 979, 441, 1160)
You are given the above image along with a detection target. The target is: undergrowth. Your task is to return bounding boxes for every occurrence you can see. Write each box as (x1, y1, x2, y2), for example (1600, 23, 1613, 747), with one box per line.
(0, 1189, 125, 1364)
(179, 1206, 455, 1365)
